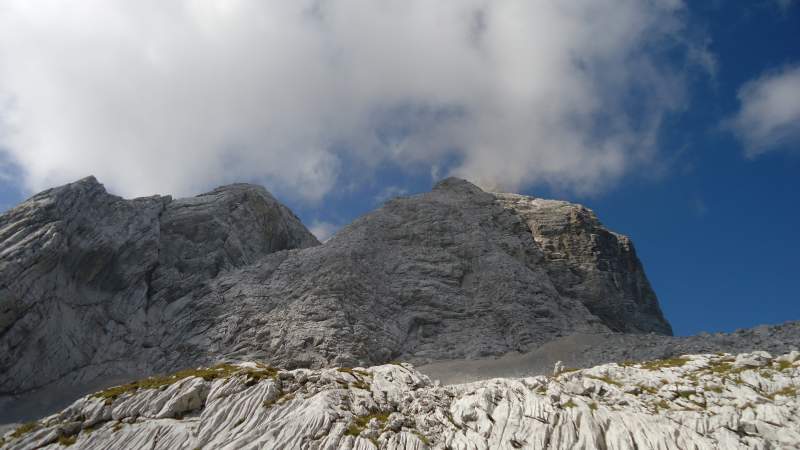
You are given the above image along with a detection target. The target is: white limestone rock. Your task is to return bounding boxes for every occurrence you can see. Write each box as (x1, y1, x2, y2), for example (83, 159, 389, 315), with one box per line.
(0, 177, 679, 423)
(2, 351, 799, 450)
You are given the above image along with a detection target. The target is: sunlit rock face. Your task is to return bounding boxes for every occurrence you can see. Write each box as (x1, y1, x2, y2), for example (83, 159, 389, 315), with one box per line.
(1, 176, 670, 422)
(2, 351, 799, 450)
(495, 193, 672, 335)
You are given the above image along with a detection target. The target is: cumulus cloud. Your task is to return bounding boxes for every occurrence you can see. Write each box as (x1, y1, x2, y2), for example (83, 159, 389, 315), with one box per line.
(0, 0, 701, 200)
(729, 65, 800, 157)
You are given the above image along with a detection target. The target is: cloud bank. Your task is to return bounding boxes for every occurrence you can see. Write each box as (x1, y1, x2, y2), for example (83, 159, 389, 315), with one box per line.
(730, 65, 800, 157)
(0, 0, 699, 200)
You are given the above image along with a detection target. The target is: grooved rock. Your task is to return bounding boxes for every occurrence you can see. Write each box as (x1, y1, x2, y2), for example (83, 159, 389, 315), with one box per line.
(3, 351, 799, 449)
(1, 176, 672, 422)
(0, 177, 318, 420)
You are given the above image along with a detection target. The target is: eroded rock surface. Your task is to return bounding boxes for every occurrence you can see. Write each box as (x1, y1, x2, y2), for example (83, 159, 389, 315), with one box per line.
(0, 177, 318, 420)
(3, 351, 799, 450)
(496, 194, 671, 335)
(0, 176, 675, 422)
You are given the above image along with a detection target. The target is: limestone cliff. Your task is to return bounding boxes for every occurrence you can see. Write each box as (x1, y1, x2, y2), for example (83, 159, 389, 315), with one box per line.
(1, 177, 671, 423)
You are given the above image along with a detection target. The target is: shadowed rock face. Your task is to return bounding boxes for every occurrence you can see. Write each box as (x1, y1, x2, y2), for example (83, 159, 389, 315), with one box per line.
(0, 177, 319, 420)
(0, 176, 671, 422)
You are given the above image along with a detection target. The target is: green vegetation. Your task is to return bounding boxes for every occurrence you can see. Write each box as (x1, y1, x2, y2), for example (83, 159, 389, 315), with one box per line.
(344, 411, 391, 438)
(57, 435, 77, 447)
(412, 431, 431, 445)
(706, 361, 742, 376)
(777, 360, 793, 371)
(637, 384, 658, 395)
(769, 386, 798, 399)
(639, 357, 691, 371)
(653, 399, 671, 411)
(585, 374, 622, 387)
(93, 363, 278, 403)
(263, 391, 296, 409)
(11, 421, 39, 439)
(562, 399, 577, 408)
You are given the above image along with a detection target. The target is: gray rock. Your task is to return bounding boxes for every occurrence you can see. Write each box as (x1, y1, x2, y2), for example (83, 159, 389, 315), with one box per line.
(495, 193, 671, 334)
(3, 351, 800, 450)
(0, 177, 318, 421)
(2, 175, 791, 427)
(419, 321, 800, 385)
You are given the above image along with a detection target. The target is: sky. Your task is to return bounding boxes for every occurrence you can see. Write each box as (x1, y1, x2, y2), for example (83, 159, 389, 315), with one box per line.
(0, 0, 798, 336)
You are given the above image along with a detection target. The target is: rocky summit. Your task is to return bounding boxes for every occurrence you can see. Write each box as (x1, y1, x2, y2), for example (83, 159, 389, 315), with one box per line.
(0, 176, 798, 448)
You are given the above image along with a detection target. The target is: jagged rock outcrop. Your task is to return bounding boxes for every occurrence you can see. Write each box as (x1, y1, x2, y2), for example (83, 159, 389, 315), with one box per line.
(0, 177, 318, 420)
(2, 351, 799, 449)
(496, 194, 671, 334)
(0, 176, 671, 423)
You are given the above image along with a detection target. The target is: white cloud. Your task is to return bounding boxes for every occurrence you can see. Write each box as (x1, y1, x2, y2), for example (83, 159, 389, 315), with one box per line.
(776, 0, 794, 12)
(374, 185, 409, 204)
(308, 220, 339, 242)
(730, 65, 800, 157)
(0, 0, 700, 201)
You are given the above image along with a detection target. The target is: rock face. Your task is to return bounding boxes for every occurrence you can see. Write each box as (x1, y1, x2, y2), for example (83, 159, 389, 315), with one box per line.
(2, 351, 799, 449)
(0, 176, 669, 422)
(0, 177, 318, 419)
(496, 194, 671, 335)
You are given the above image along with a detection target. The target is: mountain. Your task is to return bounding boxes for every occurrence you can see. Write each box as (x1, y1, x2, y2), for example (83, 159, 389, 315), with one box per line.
(2, 350, 799, 449)
(0, 177, 800, 442)
(0, 176, 674, 422)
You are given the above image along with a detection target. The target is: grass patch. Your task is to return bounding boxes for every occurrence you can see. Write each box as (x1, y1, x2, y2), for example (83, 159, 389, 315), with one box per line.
(637, 385, 658, 395)
(557, 368, 580, 376)
(585, 375, 622, 387)
(263, 391, 295, 409)
(776, 360, 793, 371)
(769, 386, 798, 399)
(562, 399, 577, 408)
(57, 435, 77, 447)
(412, 431, 431, 445)
(344, 411, 392, 438)
(639, 357, 691, 371)
(93, 363, 278, 403)
(11, 421, 39, 439)
(706, 361, 748, 377)
(351, 380, 370, 390)
(653, 399, 671, 411)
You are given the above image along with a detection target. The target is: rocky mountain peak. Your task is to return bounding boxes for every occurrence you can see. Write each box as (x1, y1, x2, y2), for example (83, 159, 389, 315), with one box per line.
(2, 176, 668, 423)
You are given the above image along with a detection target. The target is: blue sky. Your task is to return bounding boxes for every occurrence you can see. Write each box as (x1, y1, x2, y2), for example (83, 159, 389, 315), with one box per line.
(0, 1, 798, 336)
